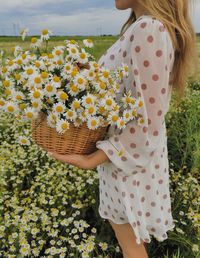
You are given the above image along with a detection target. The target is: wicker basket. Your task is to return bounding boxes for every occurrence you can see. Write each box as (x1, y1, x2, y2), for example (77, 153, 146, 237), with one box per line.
(31, 111, 109, 155)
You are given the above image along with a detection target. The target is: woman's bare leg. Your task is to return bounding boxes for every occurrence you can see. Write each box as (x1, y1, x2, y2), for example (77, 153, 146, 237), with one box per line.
(108, 219, 148, 258)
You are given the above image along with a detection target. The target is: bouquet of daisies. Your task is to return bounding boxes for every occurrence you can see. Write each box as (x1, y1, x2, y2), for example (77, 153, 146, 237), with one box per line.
(0, 28, 144, 154)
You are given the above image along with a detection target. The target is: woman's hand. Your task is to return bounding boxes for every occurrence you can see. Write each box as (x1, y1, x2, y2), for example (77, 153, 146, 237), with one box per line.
(47, 149, 110, 170)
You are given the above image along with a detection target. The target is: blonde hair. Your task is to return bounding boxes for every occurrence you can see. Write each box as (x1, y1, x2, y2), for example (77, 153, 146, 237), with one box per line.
(120, 0, 199, 99)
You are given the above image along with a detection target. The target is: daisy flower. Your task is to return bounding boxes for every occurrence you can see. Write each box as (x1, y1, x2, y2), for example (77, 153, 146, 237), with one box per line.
(15, 73, 25, 85)
(30, 37, 42, 49)
(23, 66, 39, 78)
(81, 94, 97, 108)
(77, 49, 88, 64)
(65, 39, 79, 48)
(29, 88, 44, 102)
(52, 102, 66, 115)
(0, 98, 6, 109)
(56, 90, 69, 102)
(82, 69, 96, 81)
(68, 83, 79, 96)
(123, 109, 132, 122)
(31, 100, 42, 110)
(100, 67, 110, 82)
(87, 116, 100, 130)
(102, 96, 116, 111)
(65, 109, 77, 121)
(94, 80, 107, 93)
(137, 116, 145, 126)
(83, 39, 94, 48)
(46, 112, 57, 128)
(50, 75, 61, 88)
(44, 83, 57, 97)
(85, 104, 97, 116)
(52, 46, 65, 58)
(4, 101, 18, 113)
(67, 45, 79, 59)
(73, 74, 87, 90)
(2, 77, 15, 88)
(107, 111, 120, 125)
(89, 61, 99, 71)
(70, 99, 81, 110)
(41, 29, 52, 41)
(12, 90, 25, 102)
(121, 63, 129, 77)
(20, 28, 29, 41)
(116, 117, 126, 129)
(5, 59, 18, 72)
(78, 108, 87, 122)
(24, 107, 38, 120)
(56, 118, 70, 134)
(18, 136, 30, 145)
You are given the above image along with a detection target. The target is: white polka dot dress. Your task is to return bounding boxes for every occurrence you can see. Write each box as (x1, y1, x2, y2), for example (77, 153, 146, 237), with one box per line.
(96, 15, 176, 245)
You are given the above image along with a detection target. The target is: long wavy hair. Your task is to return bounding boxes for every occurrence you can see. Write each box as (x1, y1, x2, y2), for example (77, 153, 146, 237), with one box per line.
(120, 0, 199, 99)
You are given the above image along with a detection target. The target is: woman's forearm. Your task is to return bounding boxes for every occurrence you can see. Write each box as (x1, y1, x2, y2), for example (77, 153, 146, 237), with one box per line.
(89, 149, 111, 168)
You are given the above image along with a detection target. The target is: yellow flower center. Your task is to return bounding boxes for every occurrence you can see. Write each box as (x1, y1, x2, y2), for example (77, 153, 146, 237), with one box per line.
(91, 120, 97, 126)
(71, 84, 78, 92)
(34, 77, 41, 84)
(77, 78, 84, 84)
(57, 60, 62, 65)
(31, 37, 38, 44)
(42, 29, 49, 35)
(100, 81, 106, 89)
(15, 74, 21, 80)
(7, 106, 14, 112)
(22, 54, 26, 59)
(106, 99, 112, 106)
(35, 61, 40, 68)
(61, 123, 69, 130)
(33, 91, 41, 98)
(88, 106, 94, 114)
(8, 60, 14, 66)
(80, 53, 86, 59)
(60, 92, 68, 100)
(19, 103, 27, 110)
(17, 59, 23, 65)
(32, 102, 39, 108)
(26, 112, 33, 118)
(86, 97, 92, 104)
(16, 95, 22, 100)
(2, 67, 7, 73)
(73, 101, 80, 109)
(3, 80, 10, 87)
(53, 76, 60, 83)
(67, 110, 73, 117)
(56, 106, 63, 113)
(55, 50, 62, 56)
(21, 139, 27, 144)
(112, 115, 119, 122)
(27, 68, 33, 75)
(48, 53, 54, 59)
(103, 71, 109, 78)
(41, 72, 48, 79)
(46, 84, 53, 92)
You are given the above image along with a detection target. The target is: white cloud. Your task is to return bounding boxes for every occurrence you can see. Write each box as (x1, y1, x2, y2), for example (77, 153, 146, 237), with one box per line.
(18, 7, 130, 36)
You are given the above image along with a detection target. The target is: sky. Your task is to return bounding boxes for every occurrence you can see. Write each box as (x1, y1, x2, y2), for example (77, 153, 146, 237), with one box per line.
(0, 0, 199, 36)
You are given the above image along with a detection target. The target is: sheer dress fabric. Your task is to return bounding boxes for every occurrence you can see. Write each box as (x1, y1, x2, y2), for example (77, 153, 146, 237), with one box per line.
(96, 15, 176, 245)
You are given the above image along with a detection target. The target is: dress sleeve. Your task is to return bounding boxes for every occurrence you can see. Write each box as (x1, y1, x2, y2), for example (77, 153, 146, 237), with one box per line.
(96, 18, 174, 176)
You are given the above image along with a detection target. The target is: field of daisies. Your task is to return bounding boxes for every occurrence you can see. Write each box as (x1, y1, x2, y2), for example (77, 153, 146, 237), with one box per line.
(0, 32, 199, 258)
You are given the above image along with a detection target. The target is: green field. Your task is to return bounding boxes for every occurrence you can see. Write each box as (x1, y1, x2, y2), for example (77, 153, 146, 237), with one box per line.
(0, 35, 118, 61)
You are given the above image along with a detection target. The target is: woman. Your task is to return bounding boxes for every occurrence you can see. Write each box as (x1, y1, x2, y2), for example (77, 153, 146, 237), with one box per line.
(48, 0, 198, 257)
